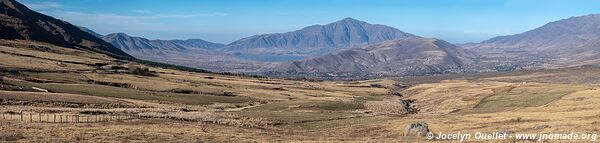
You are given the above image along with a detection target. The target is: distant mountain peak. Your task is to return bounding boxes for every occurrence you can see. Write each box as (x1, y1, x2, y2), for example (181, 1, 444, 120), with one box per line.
(107, 33, 130, 37)
(223, 17, 417, 57)
(338, 17, 361, 22)
(113, 32, 129, 35)
(329, 17, 370, 26)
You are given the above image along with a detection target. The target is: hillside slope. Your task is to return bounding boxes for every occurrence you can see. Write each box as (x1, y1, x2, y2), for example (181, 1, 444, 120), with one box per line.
(462, 14, 600, 69)
(0, 0, 131, 58)
(278, 37, 475, 77)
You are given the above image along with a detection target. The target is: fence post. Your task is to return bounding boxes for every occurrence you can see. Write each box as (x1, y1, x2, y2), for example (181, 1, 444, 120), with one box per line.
(38, 113, 41, 122)
(60, 115, 62, 123)
(29, 113, 32, 122)
(20, 111, 23, 121)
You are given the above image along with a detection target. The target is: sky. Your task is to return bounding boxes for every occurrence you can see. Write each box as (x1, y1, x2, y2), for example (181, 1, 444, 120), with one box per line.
(19, 0, 600, 44)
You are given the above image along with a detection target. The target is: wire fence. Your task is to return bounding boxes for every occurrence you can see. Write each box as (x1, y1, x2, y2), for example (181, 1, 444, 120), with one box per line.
(0, 111, 137, 123)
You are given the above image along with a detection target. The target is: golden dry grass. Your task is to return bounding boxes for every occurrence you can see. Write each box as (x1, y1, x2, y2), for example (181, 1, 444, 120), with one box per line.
(1, 41, 600, 142)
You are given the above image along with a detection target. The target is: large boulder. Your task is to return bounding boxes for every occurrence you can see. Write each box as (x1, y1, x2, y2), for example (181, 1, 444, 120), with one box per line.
(404, 122, 430, 137)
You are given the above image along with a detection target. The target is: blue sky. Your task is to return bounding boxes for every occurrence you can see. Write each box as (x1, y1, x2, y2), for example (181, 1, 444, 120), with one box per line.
(19, 0, 600, 44)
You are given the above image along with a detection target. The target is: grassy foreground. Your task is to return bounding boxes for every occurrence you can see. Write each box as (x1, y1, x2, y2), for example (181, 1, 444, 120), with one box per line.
(0, 40, 599, 142)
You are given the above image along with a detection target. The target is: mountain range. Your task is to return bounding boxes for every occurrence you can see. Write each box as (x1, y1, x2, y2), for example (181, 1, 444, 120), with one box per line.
(462, 14, 600, 69)
(100, 33, 224, 55)
(80, 14, 600, 78)
(6, 0, 600, 79)
(79, 18, 428, 74)
(271, 14, 600, 77)
(72, 30, 271, 73)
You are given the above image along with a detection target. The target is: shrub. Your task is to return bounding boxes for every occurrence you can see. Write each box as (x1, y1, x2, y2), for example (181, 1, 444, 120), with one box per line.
(79, 110, 109, 115)
(4, 111, 17, 114)
(222, 92, 237, 96)
(127, 65, 156, 76)
(110, 65, 127, 70)
(169, 88, 201, 94)
(0, 132, 24, 141)
(370, 84, 385, 88)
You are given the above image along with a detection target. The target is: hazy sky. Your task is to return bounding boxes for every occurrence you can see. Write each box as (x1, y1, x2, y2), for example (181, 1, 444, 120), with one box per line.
(19, 0, 600, 44)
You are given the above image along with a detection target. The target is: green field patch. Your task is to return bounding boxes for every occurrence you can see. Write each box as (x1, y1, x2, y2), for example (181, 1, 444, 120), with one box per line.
(235, 111, 354, 123)
(305, 101, 365, 111)
(245, 101, 311, 111)
(280, 115, 392, 130)
(469, 84, 590, 113)
(22, 72, 89, 84)
(247, 100, 365, 112)
(354, 95, 384, 101)
(7, 81, 256, 105)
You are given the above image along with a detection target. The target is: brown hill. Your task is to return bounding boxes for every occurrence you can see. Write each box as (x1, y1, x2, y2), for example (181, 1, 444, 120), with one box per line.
(278, 37, 475, 77)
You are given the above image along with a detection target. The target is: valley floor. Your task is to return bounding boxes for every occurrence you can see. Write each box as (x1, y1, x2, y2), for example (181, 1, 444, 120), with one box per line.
(0, 40, 599, 142)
